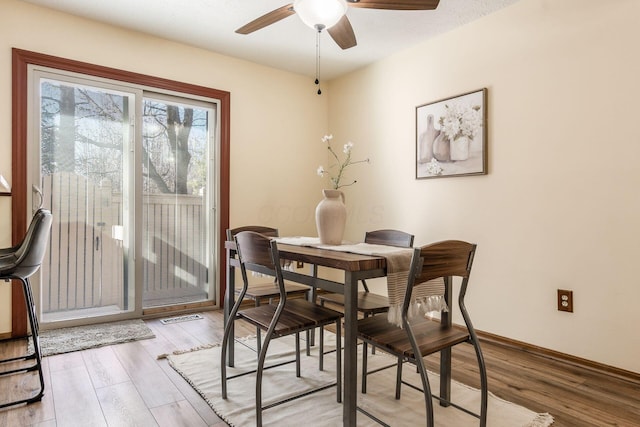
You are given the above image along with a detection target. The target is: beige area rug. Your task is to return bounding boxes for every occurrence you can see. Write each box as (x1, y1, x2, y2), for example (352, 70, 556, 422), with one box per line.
(33, 319, 155, 356)
(167, 334, 554, 426)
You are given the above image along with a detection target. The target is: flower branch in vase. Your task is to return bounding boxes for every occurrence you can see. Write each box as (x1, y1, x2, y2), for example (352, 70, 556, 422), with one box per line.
(316, 134, 369, 190)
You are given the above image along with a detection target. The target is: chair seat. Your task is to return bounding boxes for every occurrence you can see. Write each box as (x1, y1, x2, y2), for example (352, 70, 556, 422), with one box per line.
(319, 291, 389, 314)
(357, 315, 470, 359)
(284, 299, 343, 325)
(238, 300, 342, 337)
(236, 282, 309, 300)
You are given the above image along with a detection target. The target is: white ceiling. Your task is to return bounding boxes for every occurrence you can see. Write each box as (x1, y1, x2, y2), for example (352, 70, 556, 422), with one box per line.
(20, 0, 520, 80)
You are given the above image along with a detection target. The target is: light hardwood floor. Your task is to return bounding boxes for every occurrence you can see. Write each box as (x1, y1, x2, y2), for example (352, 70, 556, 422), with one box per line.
(0, 310, 638, 426)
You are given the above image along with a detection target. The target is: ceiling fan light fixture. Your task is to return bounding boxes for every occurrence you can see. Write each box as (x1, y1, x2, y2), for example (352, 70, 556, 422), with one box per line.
(294, 0, 348, 30)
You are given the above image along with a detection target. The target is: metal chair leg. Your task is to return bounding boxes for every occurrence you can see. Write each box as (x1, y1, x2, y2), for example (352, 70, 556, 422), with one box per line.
(255, 329, 275, 427)
(335, 319, 342, 403)
(255, 299, 262, 355)
(319, 326, 324, 371)
(361, 339, 368, 394)
(395, 357, 403, 399)
(473, 339, 488, 427)
(362, 314, 370, 358)
(295, 332, 301, 377)
(415, 355, 435, 427)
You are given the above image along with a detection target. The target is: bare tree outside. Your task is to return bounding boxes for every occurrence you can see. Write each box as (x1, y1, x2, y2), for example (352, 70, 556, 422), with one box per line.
(40, 81, 208, 195)
(142, 99, 208, 195)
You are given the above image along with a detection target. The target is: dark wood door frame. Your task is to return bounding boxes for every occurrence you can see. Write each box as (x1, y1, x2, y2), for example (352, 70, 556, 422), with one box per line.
(11, 48, 230, 336)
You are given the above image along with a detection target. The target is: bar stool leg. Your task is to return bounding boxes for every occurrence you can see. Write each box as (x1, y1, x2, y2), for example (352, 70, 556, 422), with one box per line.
(23, 278, 45, 401)
(0, 278, 45, 409)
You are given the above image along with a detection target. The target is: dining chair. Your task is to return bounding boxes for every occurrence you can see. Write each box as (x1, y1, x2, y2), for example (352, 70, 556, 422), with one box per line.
(227, 226, 310, 355)
(0, 209, 52, 408)
(317, 229, 414, 358)
(220, 231, 343, 426)
(356, 240, 487, 426)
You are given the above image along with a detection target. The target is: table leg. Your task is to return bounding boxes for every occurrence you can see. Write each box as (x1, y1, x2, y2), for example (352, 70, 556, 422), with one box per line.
(308, 264, 319, 346)
(343, 271, 358, 425)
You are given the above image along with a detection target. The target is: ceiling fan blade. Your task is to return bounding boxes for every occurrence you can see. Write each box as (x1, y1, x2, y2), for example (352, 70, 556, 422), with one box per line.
(235, 4, 296, 34)
(328, 15, 357, 50)
(347, 0, 439, 10)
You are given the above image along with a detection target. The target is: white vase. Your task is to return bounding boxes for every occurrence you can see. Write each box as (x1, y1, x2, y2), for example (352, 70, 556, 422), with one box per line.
(315, 189, 346, 245)
(450, 135, 470, 161)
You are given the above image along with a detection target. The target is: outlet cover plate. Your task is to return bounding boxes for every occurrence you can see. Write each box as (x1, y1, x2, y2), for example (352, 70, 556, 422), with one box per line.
(557, 289, 573, 312)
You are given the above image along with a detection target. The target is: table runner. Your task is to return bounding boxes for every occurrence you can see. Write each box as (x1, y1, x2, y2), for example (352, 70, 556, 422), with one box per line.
(275, 237, 447, 326)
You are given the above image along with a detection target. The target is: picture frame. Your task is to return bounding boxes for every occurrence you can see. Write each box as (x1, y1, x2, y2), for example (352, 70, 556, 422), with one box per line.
(416, 88, 487, 179)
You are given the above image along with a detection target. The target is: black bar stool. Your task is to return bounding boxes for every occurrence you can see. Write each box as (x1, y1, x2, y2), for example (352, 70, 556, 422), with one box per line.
(0, 209, 52, 408)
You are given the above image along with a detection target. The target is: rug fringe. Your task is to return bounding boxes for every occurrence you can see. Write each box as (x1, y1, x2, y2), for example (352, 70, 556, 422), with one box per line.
(157, 335, 257, 359)
(526, 412, 554, 426)
(166, 357, 239, 427)
(157, 343, 219, 359)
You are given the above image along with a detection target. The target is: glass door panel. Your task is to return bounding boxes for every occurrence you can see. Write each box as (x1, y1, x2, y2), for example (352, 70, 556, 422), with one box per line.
(141, 96, 213, 307)
(37, 76, 134, 323)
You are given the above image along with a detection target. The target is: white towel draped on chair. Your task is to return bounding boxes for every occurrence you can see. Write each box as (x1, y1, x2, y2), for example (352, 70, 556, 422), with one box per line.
(381, 249, 447, 327)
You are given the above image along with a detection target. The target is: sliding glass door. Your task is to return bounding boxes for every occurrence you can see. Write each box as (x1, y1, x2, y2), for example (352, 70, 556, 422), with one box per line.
(28, 67, 217, 327)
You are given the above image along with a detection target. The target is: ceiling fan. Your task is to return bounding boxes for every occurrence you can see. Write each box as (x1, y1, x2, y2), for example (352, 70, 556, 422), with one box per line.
(236, 0, 441, 50)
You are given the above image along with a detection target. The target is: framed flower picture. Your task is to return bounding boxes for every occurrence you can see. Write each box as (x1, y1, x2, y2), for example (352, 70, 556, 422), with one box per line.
(416, 88, 487, 179)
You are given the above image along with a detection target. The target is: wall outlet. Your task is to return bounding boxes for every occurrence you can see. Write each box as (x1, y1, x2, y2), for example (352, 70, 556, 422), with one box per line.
(557, 289, 573, 312)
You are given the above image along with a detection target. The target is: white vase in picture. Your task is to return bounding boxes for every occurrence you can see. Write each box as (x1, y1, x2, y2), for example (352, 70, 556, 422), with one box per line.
(418, 114, 439, 164)
(450, 135, 470, 161)
(315, 189, 346, 245)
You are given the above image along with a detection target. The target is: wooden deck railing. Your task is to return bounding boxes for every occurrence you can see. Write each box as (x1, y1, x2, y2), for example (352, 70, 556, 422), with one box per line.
(40, 172, 208, 313)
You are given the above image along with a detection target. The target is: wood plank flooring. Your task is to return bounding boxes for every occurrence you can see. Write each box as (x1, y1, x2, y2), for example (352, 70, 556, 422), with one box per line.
(0, 310, 637, 426)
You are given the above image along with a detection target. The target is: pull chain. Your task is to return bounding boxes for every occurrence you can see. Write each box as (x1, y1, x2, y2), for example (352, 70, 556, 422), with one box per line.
(315, 26, 322, 95)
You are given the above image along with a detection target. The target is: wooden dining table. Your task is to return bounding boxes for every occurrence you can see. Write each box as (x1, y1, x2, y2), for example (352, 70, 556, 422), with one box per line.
(224, 240, 453, 426)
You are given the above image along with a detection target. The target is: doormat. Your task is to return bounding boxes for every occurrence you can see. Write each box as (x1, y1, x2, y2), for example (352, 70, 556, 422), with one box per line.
(31, 319, 155, 357)
(160, 314, 204, 324)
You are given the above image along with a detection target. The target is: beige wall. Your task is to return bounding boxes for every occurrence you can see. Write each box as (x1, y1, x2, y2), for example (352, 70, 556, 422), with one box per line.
(0, 0, 329, 331)
(329, 0, 640, 373)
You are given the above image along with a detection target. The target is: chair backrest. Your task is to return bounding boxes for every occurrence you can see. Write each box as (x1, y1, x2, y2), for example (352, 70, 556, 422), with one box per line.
(234, 231, 286, 300)
(405, 240, 476, 314)
(0, 208, 48, 258)
(364, 229, 414, 248)
(227, 226, 279, 241)
(2, 209, 53, 279)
